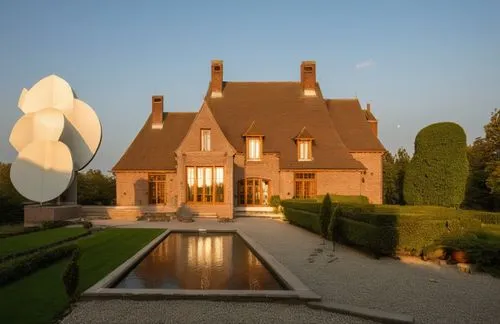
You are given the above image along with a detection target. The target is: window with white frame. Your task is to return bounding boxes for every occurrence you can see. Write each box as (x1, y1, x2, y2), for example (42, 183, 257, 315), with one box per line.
(298, 140, 312, 161)
(247, 137, 262, 161)
(201, 129, 211, 151)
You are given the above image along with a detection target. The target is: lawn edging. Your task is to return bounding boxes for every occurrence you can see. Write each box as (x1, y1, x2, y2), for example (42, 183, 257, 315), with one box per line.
(0, 230, 91, 263)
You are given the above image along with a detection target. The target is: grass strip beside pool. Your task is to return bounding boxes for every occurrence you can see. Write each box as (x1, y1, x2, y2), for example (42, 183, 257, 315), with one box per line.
(0, 227, 87, 258)
(0, 228, 163, 324)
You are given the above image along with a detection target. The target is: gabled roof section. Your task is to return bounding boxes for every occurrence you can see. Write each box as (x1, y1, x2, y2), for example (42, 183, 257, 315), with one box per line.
(242, 121, 264, 137)
(205, 82, 365, 170)
(294, 127, 314, 140)
(326, 99, 385, 152)
(113, 112, 196, 171)
(364, 109, 377, 121)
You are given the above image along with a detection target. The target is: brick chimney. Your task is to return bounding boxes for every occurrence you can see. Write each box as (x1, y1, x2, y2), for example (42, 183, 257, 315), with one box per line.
(152, 95, 164, 130)
(366, 103, 378, 137)
(300, 61, 316, 96)
(210, 60, 223, 98)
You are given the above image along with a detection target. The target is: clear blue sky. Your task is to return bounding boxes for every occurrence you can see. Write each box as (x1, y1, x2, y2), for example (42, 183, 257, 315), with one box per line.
(1, 0, 499, 171)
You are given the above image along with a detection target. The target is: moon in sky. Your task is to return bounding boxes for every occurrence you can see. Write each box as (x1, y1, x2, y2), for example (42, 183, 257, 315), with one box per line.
(397, 124, 401, 128)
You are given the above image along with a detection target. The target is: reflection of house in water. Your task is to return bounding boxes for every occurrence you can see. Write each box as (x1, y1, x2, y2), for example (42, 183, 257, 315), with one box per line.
(131, 233, 282, 290)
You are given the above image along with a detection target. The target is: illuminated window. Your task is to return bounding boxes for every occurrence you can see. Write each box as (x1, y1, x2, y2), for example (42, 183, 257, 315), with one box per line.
(294, 173, 316, 199)
(298, 140, 312, 161)
(201, 129, 211, 151)
(247, 137, 262, 161)
(148, 174, 166, 204)
(186, 167, 224, 203)
(238, 178, 270, 206)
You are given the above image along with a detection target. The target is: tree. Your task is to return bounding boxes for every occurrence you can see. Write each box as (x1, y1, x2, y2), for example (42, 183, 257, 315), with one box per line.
(0, 163, 25, 224)
(383, 148, 410, 205)
(394, 148, 410, 204)
(404, 122, 469, 207)
(77, 169, 116, 205)
(484, 109, 500, 198)
(464, 109, 500, 210)
(320, 194, 332, 238)
(383, 152, 397, 204)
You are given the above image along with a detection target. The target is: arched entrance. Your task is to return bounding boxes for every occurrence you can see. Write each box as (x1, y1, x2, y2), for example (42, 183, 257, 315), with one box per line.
(237, 178, 270, 206)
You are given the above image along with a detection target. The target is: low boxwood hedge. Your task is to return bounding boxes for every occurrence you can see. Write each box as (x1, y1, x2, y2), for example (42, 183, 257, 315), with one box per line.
(282, 199, 484, 257)
(0, 230, 91, 263)
(316, 195, 369, 205)
(282, 206, 321, 234)
(0, 243, 79, 287)
(281, 200, 322, 214)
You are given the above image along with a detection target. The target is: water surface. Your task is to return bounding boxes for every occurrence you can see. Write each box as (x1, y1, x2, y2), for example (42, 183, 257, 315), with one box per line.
(113, 232, 285, 290)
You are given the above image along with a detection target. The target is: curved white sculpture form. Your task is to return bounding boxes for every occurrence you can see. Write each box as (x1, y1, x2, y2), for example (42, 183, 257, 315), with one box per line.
(9, 75, 102, 203)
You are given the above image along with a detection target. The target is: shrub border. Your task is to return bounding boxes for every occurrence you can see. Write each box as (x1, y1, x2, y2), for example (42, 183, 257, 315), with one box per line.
(0, 230, 91, 263)
(0, 243, 79, 287)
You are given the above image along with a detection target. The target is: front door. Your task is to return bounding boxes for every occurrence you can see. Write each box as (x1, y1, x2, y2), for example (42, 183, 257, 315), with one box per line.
(238, 178, 270, 206)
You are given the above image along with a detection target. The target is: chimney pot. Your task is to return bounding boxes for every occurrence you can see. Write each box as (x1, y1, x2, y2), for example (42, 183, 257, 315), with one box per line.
(367, 103, 371, 112)
(300, 61, 317, 96)
(152, 95, 164, 129)
(210, 60, 223, 98)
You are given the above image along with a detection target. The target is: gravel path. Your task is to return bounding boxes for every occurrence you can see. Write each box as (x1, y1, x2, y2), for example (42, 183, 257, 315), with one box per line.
(62, 218, 500, 324)
(62, 300, 372, 324)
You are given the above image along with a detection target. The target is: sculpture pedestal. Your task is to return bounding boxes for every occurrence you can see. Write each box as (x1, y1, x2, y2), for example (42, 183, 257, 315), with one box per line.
(24, 204, 82, 227)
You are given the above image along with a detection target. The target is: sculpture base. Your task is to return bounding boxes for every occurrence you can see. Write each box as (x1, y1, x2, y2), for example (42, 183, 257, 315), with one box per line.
(24, 204, 82, 227)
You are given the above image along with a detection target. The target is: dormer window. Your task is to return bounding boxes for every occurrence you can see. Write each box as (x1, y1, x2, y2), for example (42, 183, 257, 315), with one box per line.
(298, 140, 312, 161)
(294, 126, 314, 162)
(201, 129, 211, 151)
(247, 137, 262, 161)
(242, 121, 264, 162)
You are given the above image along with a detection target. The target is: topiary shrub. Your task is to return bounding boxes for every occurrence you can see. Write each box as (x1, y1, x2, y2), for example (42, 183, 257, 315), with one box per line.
(82, 221, 93, 229)
(320, 194, 332, 238)
(62, 249, 80, 301)
(404, 122, 469, 207)
(270, 195, 281, 214)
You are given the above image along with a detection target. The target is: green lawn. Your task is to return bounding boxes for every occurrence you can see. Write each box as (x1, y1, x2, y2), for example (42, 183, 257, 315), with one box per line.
(0, 227, 87, 258)
(0, 228, 163, 324)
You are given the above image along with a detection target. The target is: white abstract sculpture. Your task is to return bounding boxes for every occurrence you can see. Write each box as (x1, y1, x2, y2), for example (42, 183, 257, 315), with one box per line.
(9, 75, 102, 203)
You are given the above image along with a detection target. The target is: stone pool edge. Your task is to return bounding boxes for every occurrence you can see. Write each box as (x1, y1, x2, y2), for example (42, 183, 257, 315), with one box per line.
(81, 229, 321, 302)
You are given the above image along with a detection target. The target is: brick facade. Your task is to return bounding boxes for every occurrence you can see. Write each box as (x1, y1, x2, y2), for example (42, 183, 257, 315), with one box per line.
(115, 150, 383, 217)
(351, 152, 383, 204)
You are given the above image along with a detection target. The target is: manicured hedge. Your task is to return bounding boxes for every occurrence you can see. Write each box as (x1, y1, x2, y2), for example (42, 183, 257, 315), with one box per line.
(282, 199, 483, 257)
(0, 230, 90, 263)
(404, 122, 469, 207)
(0, 244, 79, 287)
(321, 195, 369, 205)
(468, 211, 500, 225)
(281, 206, 321, 234)
(281, 200, 322, 214)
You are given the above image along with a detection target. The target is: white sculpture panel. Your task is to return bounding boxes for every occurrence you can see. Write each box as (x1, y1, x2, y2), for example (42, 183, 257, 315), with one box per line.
(9, 74, 102, 203)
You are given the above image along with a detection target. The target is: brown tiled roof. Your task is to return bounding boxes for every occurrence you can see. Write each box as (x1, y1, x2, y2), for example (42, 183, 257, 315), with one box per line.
(326, 99, 385, 152)
(205, 82, 365, 170)
(294, 127, 315, 140)
(242, 121, 264, 136)
(112, 112, 196, 171)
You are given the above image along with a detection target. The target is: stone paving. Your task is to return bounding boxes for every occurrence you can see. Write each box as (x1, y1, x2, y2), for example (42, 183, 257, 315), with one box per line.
(62, 218, 500, 324)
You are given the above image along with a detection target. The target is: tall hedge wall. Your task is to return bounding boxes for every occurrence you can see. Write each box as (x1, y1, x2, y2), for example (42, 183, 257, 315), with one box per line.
(404, 122, 469, 207)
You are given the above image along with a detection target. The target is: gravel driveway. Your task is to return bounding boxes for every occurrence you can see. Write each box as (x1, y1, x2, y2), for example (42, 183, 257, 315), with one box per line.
(61, 218, 500, 324)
